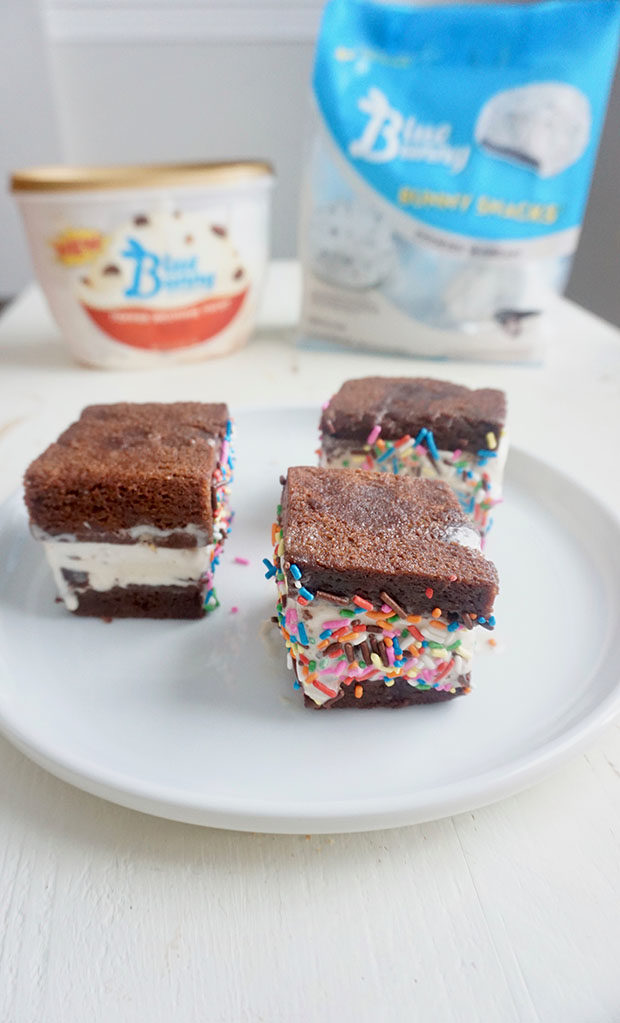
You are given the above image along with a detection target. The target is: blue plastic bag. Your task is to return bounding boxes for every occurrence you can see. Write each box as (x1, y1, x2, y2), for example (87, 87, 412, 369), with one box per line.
(300, 0, 620, 359)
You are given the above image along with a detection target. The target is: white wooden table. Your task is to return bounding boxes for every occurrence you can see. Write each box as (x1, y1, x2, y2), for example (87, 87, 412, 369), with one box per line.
(1, 262, 620, 1023)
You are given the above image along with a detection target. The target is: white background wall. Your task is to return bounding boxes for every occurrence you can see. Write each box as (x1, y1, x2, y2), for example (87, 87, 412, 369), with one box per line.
(49, 37, 316, 264)
(3, 0, 620, 327)
(1, 0, 62, 296)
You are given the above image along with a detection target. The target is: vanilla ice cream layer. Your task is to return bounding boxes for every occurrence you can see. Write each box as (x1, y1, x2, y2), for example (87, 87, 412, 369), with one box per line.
(32, 521, 212, 546)
(44, 540, 213, 612)
(321, 436, 506, 494)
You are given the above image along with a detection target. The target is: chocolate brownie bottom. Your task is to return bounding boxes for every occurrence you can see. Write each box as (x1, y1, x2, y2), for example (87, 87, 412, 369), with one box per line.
(304, 674, 470, 709)
(71, 583, 206, 619)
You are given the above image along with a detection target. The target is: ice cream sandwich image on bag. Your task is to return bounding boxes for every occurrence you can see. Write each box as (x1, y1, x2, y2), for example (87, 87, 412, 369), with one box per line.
(475, 82, 592, 179)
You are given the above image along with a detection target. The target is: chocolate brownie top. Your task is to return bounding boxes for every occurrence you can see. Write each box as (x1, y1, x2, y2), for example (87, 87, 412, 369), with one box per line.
(281, 466, 498, 617)
(320, 377, 506, 452)
(24, 402, 229, 536)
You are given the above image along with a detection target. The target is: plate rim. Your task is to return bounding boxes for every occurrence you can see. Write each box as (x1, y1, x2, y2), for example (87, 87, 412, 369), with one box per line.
(1, 429, 620, 833)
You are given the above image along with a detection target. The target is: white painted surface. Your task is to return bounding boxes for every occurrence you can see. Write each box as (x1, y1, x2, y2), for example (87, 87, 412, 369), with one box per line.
(1, 261, 620, 1017)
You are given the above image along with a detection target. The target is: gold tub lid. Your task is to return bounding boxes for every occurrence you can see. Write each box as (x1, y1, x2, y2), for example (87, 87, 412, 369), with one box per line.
(11, 160, 275, 193)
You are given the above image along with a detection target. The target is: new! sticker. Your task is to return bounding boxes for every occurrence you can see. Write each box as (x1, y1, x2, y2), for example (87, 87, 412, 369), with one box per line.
(51, 228, 106, 266)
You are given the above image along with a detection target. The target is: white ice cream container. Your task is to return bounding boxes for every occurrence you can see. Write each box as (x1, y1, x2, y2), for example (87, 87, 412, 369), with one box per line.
(12, 161, 274, 369)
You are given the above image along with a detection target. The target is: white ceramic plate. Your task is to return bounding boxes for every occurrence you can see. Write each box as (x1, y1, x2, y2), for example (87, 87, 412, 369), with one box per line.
(1, 407, 620, 834)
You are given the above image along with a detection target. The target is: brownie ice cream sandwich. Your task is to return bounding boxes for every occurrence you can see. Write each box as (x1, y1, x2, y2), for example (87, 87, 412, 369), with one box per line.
(24, 402, 233, 618)
(319, 377, 507, 537)
(267, 466, 498, 708)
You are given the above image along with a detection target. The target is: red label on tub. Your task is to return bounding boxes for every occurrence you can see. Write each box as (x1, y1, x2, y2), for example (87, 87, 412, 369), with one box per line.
(81, 289, 248, 350)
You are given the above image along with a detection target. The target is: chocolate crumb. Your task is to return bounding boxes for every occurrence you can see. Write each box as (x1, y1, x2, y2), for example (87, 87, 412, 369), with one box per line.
(103, 264, 121, 276)
(80, 276, 92, 286)
(279, 474, 287, 485)
(184, 234, 194, 244)
(233, 267, 244, 280)
(133, 215, 149, 226)
(211, 225, 227, 237)
(61, 569, 88, 585)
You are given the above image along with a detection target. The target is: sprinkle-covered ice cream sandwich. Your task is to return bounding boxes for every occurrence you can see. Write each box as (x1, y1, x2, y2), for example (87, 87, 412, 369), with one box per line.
(319, 377, 508, 537)
(267, 466, 499, 708)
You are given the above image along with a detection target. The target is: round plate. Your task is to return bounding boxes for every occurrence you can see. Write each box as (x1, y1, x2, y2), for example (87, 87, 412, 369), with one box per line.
(1, 407, 620, 833)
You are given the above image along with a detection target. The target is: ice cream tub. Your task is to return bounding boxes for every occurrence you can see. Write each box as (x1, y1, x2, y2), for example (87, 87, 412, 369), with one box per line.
(11, 161, 274, 368)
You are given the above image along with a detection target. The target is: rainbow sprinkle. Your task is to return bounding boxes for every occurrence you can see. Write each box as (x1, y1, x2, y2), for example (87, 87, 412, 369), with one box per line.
(202, 418, 235, 614)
